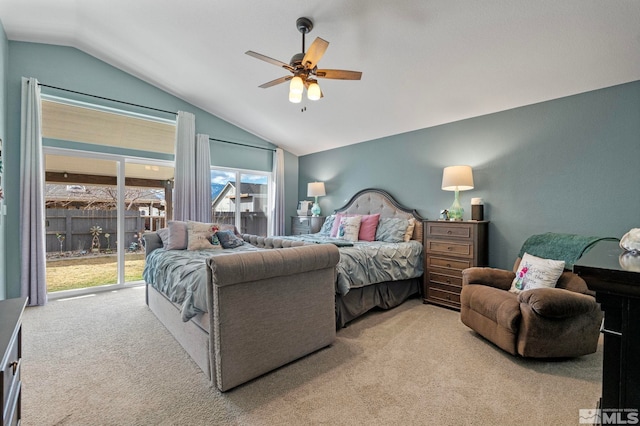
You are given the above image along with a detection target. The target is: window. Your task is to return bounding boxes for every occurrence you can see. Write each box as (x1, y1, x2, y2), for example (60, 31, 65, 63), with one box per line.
(210, 167, 271, 236)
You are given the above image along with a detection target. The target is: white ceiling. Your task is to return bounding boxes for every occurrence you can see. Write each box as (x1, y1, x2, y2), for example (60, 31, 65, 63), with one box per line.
(2, 1, 639, 156)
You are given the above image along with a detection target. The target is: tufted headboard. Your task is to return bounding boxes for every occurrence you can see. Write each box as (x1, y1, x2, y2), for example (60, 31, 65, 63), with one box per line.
(334, 188, 425, 242)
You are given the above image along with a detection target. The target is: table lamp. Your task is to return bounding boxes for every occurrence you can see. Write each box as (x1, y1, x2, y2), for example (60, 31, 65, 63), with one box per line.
(441, 165, 474, 221)
(307, 182, 326, 217)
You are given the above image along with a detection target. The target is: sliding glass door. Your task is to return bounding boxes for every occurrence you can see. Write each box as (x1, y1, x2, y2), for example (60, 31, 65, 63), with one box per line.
(44, 148, 173, 297)
(211, 167, 271, 236)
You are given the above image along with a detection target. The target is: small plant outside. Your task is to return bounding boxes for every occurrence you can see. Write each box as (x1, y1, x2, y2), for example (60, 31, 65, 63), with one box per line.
(46, 225, 147, 292)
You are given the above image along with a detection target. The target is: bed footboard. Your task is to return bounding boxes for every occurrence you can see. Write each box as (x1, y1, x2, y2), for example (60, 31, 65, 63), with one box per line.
(207, 243, 340, 391)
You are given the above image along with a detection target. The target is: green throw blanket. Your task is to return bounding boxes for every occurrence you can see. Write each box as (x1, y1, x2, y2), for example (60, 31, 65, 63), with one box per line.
(518, 232, 619, 269)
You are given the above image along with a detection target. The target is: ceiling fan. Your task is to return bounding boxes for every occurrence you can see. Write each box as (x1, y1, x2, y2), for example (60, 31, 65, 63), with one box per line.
(245, 17, 362, 103)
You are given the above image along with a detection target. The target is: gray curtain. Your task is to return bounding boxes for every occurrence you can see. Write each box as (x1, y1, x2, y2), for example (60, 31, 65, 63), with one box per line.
(173, 111, 196, 221)
(270, 148, 285, 236)
(195, 134, 212, 223)
(20, 77, 47, 306)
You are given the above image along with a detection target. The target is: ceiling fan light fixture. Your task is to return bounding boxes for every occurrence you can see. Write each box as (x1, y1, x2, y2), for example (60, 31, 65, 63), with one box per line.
(307, 82, 321, 101)
(290, 76, 304, 94)
(289, 90, 302, 103)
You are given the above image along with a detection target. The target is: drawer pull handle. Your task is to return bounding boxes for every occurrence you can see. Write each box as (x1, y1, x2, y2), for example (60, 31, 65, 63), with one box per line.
(447, 246, 453, 251)
(446, 263, 451, 267)
(10, 361, 18, 375)
(446, 279, 451, 284)
(447, 230, 452, 235)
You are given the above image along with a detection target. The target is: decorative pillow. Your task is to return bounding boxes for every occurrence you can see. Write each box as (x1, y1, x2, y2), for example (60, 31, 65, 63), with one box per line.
(375, 217, 409, 243)
(318, 215, 335, 236)
(187, 221, 221, 250)
(330, 213, 380, 241)
(157, 228, 170, 247)
(330, 213, 346, 237)
(216, 229, 245, 249)
(166, 221, 188, 250)
(210, 232, 221, 247)
(336, 216, 362, 242)
(403, 218, 416, 242)
(357, 213, 381, 242)
(509, 252, 565, 294)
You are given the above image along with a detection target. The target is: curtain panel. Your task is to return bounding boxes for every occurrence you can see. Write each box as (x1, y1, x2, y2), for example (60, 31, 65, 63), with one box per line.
(270, 148, 285, 236)
(173, 111, 196, 221)
(20, 77, 47, 306)
(195, 134, 212, 223)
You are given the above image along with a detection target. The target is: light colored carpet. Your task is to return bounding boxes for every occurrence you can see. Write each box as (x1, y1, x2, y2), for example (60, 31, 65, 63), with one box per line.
(21, 286, 602, 425)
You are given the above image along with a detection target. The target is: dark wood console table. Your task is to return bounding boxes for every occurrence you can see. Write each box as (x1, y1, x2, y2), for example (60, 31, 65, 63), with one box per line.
(574, 240, 640, 411)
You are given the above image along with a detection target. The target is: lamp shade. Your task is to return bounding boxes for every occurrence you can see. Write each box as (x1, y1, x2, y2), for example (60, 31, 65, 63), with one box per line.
(290, 76, 304, 94)
(307, 82, 321, 101)
(441, 165, 474, 191)
(307, 182, 326, 197)
(288, 90, 302, 103)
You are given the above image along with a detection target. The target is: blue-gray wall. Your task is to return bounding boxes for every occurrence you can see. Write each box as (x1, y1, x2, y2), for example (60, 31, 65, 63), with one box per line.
(2, 41, 299, 299)
(299, 81, 640, 270)
(0, 20, 8, 299)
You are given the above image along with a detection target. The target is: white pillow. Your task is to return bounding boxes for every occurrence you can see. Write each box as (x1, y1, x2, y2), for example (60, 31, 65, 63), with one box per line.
(509, 252, 565, 294)
(337, 216, 362, 242)
(187, 221, 222, 251)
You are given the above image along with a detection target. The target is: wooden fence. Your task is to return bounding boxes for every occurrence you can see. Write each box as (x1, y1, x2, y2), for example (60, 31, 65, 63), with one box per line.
(45, 209, 267, 253)
(45, 209, 146, 253)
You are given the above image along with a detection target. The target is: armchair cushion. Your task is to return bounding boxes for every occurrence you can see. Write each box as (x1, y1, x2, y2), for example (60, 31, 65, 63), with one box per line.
(518, 288, 598, 319)
(462, 267, 515, 291)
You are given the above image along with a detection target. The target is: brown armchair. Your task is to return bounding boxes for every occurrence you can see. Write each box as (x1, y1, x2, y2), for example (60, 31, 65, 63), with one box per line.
(460, 258, 603, 358)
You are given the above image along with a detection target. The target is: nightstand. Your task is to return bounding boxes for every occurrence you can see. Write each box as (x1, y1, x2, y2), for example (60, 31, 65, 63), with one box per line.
(423, 220, 489, 310)
(291, 216, 325, 235)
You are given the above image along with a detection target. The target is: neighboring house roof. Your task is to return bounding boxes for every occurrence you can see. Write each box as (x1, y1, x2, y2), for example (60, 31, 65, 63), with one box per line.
(211, 182, 266, 209)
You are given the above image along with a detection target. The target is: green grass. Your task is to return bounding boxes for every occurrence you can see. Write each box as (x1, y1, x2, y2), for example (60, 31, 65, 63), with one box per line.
(46, 253, 146, 292)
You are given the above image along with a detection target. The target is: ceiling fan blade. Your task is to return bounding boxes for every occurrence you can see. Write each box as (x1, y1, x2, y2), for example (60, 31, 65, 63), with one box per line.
(302, 37, 329, 70)
(258, 75, 292, 89)
(245, 51, 294, 72)
(316, 69, 362, 80)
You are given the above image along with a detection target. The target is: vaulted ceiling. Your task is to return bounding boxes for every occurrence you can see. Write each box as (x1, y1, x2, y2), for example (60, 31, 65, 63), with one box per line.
(2, 1, 639, 156)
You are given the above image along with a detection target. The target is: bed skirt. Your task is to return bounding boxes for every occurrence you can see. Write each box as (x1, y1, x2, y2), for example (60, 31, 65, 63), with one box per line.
(335, 277, 421, 328)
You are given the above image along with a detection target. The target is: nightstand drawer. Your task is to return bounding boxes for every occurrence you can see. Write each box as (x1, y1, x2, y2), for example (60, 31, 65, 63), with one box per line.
(291, 216, 325, 235)
(427, 255, 471, 272)
(427, 222, 473, 239)
(429, 272, 462, 288)
(291, 224, 311, 235)
(426, 240, 473, 258)
(426, 285, 461, 307)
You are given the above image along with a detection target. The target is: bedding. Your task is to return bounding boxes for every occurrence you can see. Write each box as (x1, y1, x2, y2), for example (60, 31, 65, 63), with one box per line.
(276, 234, 423, 296)
(145, 188, 425, 330)
(144, 244, 260, 321)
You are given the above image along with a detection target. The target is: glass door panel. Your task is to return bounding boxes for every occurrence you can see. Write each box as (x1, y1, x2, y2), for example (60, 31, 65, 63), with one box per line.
(239, 173, 269, 236)
(211, 170, 237, 226)
(44, 153, 118, 293)
(124, 161, 173, 283)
